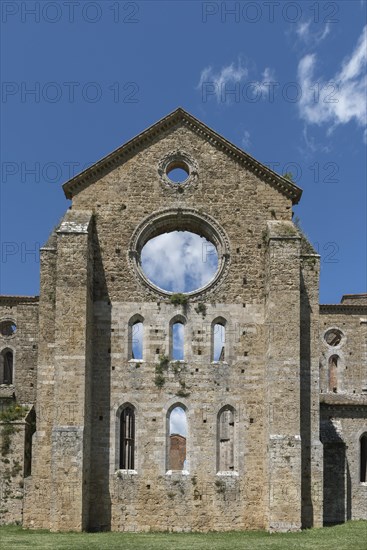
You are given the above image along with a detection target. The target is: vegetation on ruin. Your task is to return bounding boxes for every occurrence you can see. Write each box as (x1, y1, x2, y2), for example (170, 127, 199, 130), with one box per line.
(154, 354, 169, 388)
(0, 405, 29, 456)
(0, 405, 29, 423)
(0, 521, 366, 549)
(282, 171, 296, 182)
(171, 361, 182, 375)
(194, 302, 207, 316)
(175, 380, 190, 398)
(169, 293, 188, 307)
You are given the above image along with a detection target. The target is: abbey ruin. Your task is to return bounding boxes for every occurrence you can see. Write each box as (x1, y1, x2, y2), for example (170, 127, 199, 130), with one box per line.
(0, 108, 366, 532)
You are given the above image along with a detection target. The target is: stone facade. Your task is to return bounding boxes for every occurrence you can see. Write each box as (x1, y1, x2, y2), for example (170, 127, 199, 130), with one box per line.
(0, 109, 366, 531)
(319, 298, 367, 524)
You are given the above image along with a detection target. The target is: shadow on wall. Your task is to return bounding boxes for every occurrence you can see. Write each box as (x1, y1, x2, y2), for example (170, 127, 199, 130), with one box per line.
(300, 272, 313, 528)
(88, 227, 112, 531)
(321, 419, 352, 525)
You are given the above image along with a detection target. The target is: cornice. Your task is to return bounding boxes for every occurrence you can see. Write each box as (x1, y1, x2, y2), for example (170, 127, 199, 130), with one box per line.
(0, 296, 39, 305)
(320, 304, 367, 314)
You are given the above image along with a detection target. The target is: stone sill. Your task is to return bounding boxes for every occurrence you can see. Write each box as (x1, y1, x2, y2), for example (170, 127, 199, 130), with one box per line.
(216, 471, 239, 477)
(128, 359, 145, 365)
(115, 469, 137, 476)
(165, 470, 190, 476)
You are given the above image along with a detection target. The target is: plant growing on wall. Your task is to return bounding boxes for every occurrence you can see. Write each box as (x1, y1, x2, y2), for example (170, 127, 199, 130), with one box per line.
(176, 380, 190, 398)
(169, 293, 188, 306)
(215, 479, 226, 494)
(0, 405, 28, 457)
(194, 302, 207, 316)
(154, 354, 169, 388)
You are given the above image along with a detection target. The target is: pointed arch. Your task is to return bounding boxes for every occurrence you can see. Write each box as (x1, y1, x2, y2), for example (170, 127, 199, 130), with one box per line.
(169, 314, 186, 361)
(166, 402, 187, 472)
(0, 348, 14, 385)
(217, 405, 235, 472)
(128, 314, 144, 360)
(118, 403, 136, 470)
(212, 317, 227, 362)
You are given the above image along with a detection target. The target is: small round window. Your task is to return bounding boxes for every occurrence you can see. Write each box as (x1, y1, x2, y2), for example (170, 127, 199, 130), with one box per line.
(0, 320, 17, 337)
(158, 151, 198, 191)
(324, 328, 344, 347)
(166, 161, 189, 184)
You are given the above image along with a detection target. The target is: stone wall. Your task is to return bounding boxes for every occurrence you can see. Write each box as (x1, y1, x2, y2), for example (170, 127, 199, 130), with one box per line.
(321, 398, 367, 522)
(22, 235, 57, 530)
(6, 113, 366, 532)
(320, 299, 367, 523)
(90, 299, 267, 531)
(319, 304, 367, 395)
(0, 408, 35, 525)
(72, 123, 292, 304)
(21, 118, 326, 532)
(0, 297, 39, 405)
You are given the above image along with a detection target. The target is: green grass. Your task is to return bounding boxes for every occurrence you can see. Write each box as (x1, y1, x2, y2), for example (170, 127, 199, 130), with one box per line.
(0, 522, 366, 550)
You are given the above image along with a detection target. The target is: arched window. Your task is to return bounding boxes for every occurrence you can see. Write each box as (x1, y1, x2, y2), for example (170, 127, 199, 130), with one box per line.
(217, 406, 235, 472)
(328, 355, 338, 393)
(128, 315, 144, 360)
(360, 433, 367, 483)
(170, 317, 185, 360)
(0, 349, 13, 385)
(167, 405, 187, 471)
(119, 405, 135, 470)
(212, 318, 226, 362)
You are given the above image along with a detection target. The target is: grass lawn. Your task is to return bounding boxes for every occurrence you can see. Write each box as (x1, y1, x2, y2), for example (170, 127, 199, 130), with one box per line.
(0, 522, 366, 550)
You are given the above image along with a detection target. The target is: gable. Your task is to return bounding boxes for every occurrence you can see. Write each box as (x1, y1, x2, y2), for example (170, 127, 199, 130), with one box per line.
(62, 108, 302, 204)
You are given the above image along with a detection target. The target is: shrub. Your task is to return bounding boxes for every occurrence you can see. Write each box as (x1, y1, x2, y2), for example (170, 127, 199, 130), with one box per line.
(0, 405, 28, 456)
(154, 354, 169, 388)
(194, 302, 207, 316)
(169, 294, 188, 306)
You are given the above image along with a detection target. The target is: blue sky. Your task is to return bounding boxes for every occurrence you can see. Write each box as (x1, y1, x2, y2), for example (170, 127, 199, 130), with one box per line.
(1, 1, 366, 303)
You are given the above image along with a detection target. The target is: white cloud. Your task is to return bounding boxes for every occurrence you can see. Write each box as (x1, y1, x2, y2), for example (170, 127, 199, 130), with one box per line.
(197, 60, 277, 103)
(141, 231, 218, 293)
(262, 67, 275, 81)
(170, 407, 187, 437)
(295, 20, 330, 45)
(252, 67, 277, 96)
(296, 20, 311, 41)
(301, 126, 331, 154)
(298, 26, 367, 139)
(197, 59, 248, 102)
(241, 130, 251, 149)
